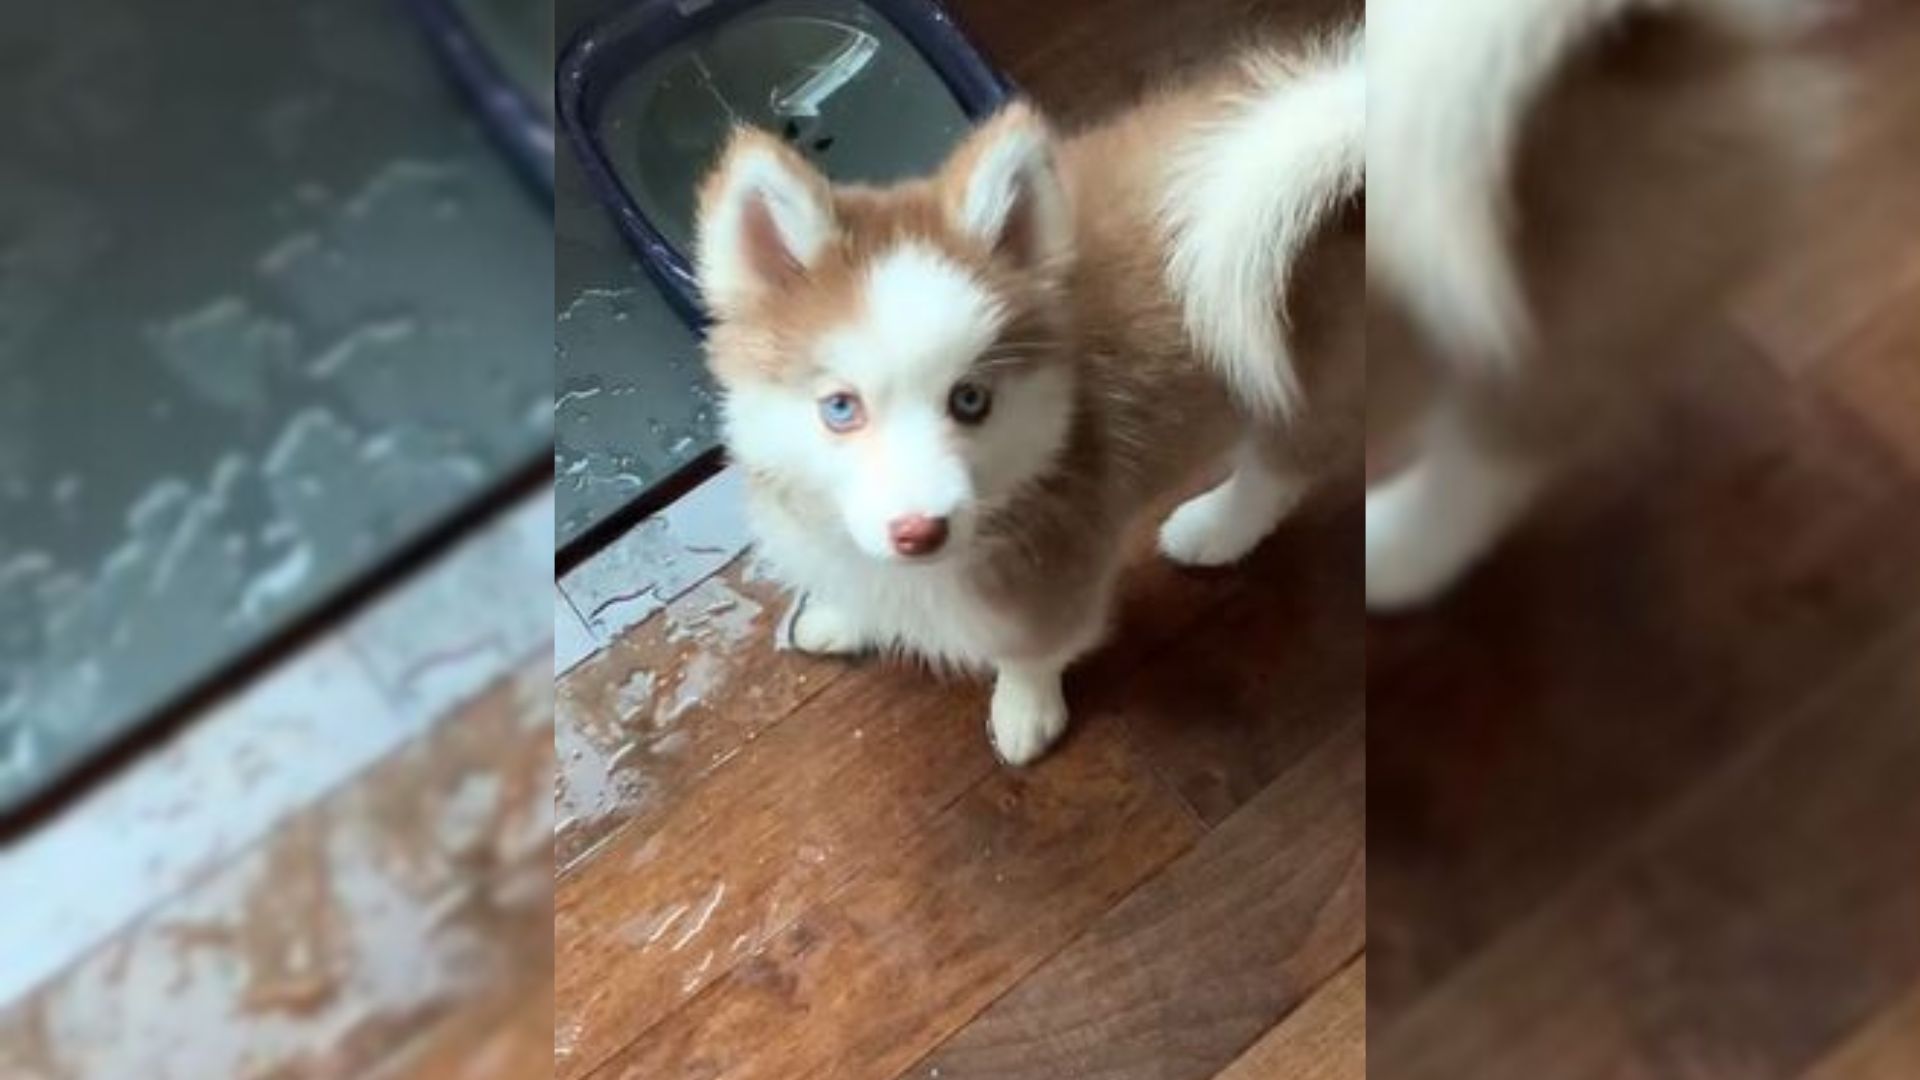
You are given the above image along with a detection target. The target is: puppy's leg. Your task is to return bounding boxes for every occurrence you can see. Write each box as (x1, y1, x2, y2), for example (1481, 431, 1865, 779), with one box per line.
(780, 593, 871, 656)
(989, 659, 1071, 767)
(988, 581, 1114, 767)
(1365, 405, 1544, 612)
(1159, 435, 1307, 567)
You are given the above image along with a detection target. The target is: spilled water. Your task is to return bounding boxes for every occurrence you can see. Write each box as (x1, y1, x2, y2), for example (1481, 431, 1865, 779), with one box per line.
(553, 140, 719, 548)
(4, 675, 552, 1076)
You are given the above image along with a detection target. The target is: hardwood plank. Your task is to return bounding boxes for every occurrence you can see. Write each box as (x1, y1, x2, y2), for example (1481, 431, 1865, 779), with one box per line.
(1367, 333, 1920, 1019)
(558, 470, 1292, 880)
(0, 662, 553, 1080)
(555, 664, 999, 1080)
(911, 717, 1363, 1080)
(556, 559, 853, 871)
(1375, 617, 1920, 1080)
(585, 717, 1201, 1080)
(1810, 277, 1920, 479)
(375, 987, 552, 1080)
(554, 487, 1323, 1071)
(1215, 957, 1365, 1080)
(1731, 4, 1920, 372)
(1115, 500, 1360, 827)
(1802, 980, 1920, 1080)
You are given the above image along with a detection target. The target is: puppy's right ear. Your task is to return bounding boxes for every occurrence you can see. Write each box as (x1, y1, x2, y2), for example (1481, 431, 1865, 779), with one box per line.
(695, 129, 836, 315)
(938, 102, 1072, 274)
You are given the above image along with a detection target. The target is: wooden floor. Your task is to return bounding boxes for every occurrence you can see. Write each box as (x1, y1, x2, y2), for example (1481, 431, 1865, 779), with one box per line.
(555, 497, 1363, 1080)
(1369, 8, 1920, 1079)
(0, 673, 554, 1080)
(0, 494, 556, 1080)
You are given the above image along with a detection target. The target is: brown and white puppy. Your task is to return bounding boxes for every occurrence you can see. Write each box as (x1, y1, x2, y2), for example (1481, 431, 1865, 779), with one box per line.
(693, 34, 1363, 764)
(1366, 0, 1840, 610)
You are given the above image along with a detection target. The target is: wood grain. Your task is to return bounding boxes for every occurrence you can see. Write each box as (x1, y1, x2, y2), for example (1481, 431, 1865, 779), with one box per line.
(912, 717, 1363, 1080)
(556, 561, 853, 871)
(1374, 618, 1920, 1080)
(1809, 277, 1920, 478)
(1802, 980, 1920, 1080)
(1214, 957, 1366, 1080)
(586, 718, 1201, 1080)
(376, 988, 553, 1080)
(1367, 331, 1920, 1019)
(1114, 501, 1361, 827)
(0, 662, 553, 1080)
(1731, 8, 1920, 372)
(554, 663, 998, 1080)
(552, 508, 1313, 1078)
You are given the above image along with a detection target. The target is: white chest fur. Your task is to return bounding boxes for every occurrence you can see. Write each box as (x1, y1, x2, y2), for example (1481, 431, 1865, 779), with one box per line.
(750, 503, 1021, 670)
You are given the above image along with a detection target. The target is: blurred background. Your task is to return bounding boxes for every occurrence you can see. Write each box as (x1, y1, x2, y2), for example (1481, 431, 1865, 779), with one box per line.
(0, 0, 553, 1075)
(1366, 4, 1920, 1078)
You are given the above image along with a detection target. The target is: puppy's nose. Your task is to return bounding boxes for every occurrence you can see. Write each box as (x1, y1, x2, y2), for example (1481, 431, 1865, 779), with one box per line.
(887, 514, 949, 557)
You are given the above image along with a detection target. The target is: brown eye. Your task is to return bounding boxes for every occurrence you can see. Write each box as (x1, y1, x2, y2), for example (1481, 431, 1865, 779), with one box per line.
(948, 381, 992, 425)
(818, 391, 866, 433)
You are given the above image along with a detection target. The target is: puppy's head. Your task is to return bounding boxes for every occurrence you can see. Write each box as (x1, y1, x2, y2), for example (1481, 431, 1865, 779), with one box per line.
(694, 104, 1077, 565)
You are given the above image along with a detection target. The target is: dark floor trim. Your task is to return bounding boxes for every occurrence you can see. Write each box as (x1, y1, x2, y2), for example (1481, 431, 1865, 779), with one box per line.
(554, 446, 727, 578)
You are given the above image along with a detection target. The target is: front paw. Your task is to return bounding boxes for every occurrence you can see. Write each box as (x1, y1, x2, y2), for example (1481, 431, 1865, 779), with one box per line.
(1364, 481, 1457, 613)
(1159, 487, 1260, 567)
(779, 595, 867, 656)
(988, 673, 1069, 767)
(1364, 458, 1533, 614)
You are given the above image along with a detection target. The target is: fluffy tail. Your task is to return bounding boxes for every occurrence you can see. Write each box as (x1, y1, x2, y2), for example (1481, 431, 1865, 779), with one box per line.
(1159, 31, 1365, 421)
(1368, 0, 1819, 370)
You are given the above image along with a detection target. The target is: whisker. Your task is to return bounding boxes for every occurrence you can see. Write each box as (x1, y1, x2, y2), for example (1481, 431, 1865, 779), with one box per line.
(977, 345, 1058, 367)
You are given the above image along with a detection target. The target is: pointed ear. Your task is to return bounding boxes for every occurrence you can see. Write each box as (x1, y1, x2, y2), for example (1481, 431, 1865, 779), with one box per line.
(940, 102, 1073, 272)
(695, 129, 836, 313)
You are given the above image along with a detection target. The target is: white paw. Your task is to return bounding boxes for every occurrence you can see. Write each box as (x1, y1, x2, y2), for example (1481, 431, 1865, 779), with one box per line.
(988, 674, 1069, 767)
(780, 596, 867, 656)
(1158, 464, 1300, 568)
(1156, 493, 1260, 567)
(1364, 459, 1532, 613)
(1364, 483, 1462, 613)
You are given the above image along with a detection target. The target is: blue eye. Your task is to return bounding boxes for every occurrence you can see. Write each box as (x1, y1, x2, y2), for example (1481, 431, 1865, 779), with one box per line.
(818, 391, 865, 432)
(948, 381, 992, 425)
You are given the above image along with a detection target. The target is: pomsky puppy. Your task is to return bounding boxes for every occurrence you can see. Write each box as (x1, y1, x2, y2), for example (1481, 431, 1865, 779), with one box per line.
(692, 33, 1364, 764)
(1366, 0, 1840, 610)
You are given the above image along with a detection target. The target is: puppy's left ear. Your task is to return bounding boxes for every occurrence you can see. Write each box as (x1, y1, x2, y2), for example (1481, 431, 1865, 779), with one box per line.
(940, 102, 1073, 272)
